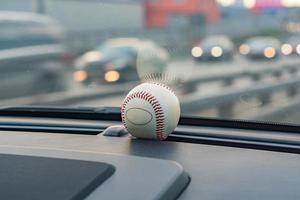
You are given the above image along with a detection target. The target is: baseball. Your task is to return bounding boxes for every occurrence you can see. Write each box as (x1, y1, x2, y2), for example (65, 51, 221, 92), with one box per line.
(121, 82, 180, 140)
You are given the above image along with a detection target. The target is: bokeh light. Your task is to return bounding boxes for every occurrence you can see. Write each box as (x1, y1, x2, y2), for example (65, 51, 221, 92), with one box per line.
(191, 47, 203, 58)
(296, 44, 300, 55)
(281, 0, 300, 7)
(211, 46, 223, 57)
(73, 70, 88, 82)
(239, 44, 250, 55)
(264, 47, 276, 58)
(281, 44, 293, 55)
(216, 0, 236, 7)
(104, 70, 120, 82)
(243, 0, 256, 8)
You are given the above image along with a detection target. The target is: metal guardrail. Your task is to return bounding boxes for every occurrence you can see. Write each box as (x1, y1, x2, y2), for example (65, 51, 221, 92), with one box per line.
(182, 61, 299, 93)
(4, 60, 295, 106)
(0, 82, 137, 106)
(1, 54, 300, 122)
(246, 94, 300, 121)
(181, 77, 300, 115)
(0, 44, 66, 62)
(0, 45, 70, 100)
(179, 60, 300, 118)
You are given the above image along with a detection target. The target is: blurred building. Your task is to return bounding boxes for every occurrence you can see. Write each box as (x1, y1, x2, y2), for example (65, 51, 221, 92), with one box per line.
(1, 0, 221, 31)
(145, 0, 220, 29)
(0, 0, 144, 32)
(250, 0, 281, 12)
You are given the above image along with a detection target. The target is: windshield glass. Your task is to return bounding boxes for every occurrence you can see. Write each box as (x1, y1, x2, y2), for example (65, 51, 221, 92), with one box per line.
(2, 0, 300, 125)
(97, 45, 136, 57)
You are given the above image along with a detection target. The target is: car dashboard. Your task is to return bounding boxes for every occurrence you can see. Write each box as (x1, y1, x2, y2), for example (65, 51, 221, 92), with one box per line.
(0, 111, 300, 200)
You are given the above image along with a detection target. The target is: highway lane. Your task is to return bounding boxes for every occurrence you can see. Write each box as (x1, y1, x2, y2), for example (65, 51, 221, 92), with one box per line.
(71, 56, 300, 110)
(167, 55, 300, 80)
(3, 54, 300, 123)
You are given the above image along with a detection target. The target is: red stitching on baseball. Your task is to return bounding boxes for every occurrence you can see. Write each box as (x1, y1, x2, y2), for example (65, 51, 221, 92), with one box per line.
(148, 82, 176, 95)
(121, 91, 165, 140)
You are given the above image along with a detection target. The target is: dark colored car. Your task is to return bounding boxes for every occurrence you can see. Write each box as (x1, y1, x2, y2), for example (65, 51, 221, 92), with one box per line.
(280, 36, 300, 56)
(191, 35, 234, 62)
(239, 37, 281, 60)
(73, 38, 168, 85)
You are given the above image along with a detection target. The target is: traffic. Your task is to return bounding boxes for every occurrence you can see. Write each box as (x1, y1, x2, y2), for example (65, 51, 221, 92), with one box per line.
(0, 11, 71, 99)
(2, 1, 300, 199)
(2, 0, 300, 124)
(73, 38, 168, 85)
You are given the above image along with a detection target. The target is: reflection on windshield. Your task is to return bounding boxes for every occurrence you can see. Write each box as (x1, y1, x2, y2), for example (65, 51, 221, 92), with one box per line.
(2, 0, 300, 124)
(97, 46, 135, 57)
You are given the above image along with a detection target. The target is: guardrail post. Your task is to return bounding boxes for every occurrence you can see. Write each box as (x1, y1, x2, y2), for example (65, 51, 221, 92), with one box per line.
(287, 67, 299, 97)
(219, 102, 234, 117)
(223, 78, 233, 87)
(287, 86, 298, 97)
(33, 0, 46, 14)
(182, 83, 197, 94)
(259, 94, 272, 106)
(288, 68, 297, 77)
(273, 71, 282, 79)
(251, 74, 261, 82)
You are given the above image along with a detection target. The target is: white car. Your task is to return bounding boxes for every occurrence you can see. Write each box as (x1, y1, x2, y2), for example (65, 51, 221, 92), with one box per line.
(239, 37, 281, 60)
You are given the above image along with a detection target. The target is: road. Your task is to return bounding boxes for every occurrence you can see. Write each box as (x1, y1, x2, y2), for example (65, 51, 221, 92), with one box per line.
(3, 54, 300, 124)
(70, 56, 300, 121)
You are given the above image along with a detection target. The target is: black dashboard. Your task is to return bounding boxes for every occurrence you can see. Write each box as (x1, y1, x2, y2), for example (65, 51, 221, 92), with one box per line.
(0, 112, 300, 200)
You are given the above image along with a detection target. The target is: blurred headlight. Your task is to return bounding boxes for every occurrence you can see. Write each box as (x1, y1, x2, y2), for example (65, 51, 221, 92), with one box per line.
(73, 70, 88, 82)
(211, 46, 223, 57)
(296, 44, 300, 55)
(104, 70, 120, 82)
(191, 47, 203, 58)
(83, 51, 102, 62)
(264, 47, 276, 58)
(281, 44, 293, 55)
(239, 44, 250, 55)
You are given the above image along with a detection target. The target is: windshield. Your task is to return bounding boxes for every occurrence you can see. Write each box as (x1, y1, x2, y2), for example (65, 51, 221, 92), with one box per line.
(97, 45, 136, 57)
(2, 0, 300, 125)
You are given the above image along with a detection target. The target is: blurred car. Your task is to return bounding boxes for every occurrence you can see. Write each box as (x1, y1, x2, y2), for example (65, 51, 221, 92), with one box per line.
(73, 38, 169, 84)
(191, 35, 234, 62)
(239, 37, 281, 60)
(280, 36, 300, 56)
(0, 11, 71, 99)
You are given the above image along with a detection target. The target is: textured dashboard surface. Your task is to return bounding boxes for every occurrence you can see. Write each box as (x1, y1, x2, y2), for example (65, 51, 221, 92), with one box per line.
(0, 154, 114, 200)
(0, 130, 300, 200)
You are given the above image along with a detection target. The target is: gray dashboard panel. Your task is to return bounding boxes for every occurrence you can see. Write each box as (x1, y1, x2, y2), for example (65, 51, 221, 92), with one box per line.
(0, 131, 300, 200)
(0, 146, 189, 200)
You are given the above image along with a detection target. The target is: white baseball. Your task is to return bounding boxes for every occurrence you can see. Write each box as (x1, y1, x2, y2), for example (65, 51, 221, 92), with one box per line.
(121, 82, 180, 140)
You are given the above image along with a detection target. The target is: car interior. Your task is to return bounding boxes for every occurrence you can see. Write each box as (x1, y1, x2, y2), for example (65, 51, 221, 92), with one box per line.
(1, 0, 300, 200)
